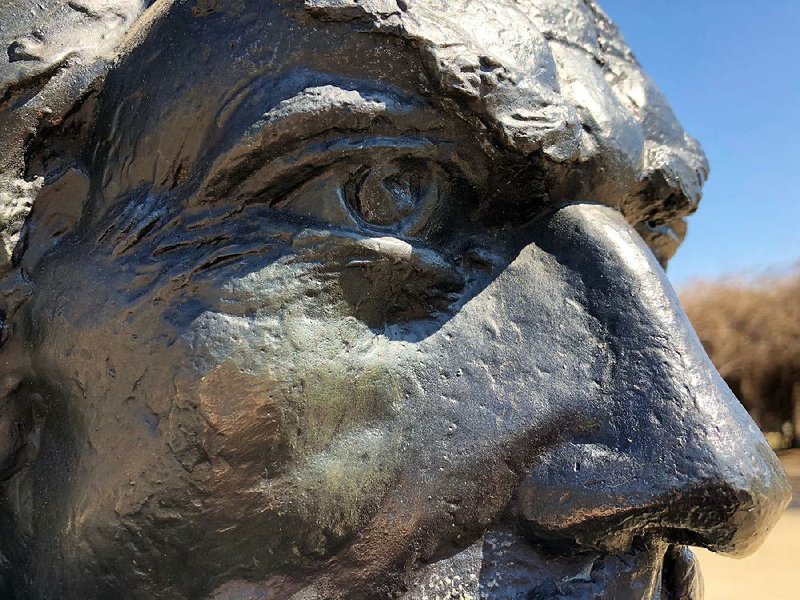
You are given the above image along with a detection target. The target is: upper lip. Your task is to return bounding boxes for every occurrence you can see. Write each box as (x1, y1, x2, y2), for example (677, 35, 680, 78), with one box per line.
(473, 526, 702, 600)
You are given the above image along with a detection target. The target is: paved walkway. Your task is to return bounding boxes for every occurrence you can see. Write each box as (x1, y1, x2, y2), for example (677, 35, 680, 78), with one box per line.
(696, 450, 800, 599)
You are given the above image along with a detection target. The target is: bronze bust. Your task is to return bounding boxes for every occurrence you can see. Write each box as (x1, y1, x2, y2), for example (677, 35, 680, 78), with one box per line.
(0, 1, 790, 598)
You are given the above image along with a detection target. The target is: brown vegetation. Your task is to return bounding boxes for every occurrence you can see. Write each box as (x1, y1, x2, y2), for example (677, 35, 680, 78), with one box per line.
(680, 267, 800, 444)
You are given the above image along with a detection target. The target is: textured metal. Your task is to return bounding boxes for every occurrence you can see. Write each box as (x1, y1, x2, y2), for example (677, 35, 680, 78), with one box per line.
(0, 1, 790, 599)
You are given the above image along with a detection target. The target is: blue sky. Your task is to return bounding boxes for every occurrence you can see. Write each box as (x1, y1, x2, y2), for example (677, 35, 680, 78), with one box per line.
(602, 1, 800, 287)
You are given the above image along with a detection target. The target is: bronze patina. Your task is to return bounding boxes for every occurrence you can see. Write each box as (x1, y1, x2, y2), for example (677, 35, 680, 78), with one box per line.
(0, 1, 790, 598)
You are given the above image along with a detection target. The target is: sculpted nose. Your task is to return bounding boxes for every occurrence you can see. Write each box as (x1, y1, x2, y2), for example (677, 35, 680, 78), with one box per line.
(515, 204, 791, 557)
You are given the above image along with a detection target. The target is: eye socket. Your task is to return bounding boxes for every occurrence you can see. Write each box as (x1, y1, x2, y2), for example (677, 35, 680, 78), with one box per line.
(345, 159, 446, 233)
(271, 157, 455, 237)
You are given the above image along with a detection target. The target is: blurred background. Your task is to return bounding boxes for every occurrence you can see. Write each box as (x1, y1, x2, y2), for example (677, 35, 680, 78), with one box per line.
(603, 1, 800, 597)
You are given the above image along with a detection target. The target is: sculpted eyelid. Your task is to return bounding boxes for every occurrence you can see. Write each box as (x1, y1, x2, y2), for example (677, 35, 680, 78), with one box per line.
(240, 136, 440, 201)
(195, 86, 433, 202)
(198, 133, 444, 207)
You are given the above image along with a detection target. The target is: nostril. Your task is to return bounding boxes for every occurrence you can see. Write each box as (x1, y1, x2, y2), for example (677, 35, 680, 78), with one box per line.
(515, 436, 792, 557)
(517, 479, 749, 556)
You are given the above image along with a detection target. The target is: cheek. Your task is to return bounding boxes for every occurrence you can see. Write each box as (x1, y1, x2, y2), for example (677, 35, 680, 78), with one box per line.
(177, 274, 408, 468)
(27, 253, 416, 547)
(168, 267, 415, 542)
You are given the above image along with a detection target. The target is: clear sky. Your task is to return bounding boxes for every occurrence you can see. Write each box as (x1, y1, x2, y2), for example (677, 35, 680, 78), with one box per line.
(602, 1, 800, 287)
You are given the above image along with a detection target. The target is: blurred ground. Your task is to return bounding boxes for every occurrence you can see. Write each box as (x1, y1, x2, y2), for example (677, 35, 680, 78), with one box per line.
(695, 449, 800, 599)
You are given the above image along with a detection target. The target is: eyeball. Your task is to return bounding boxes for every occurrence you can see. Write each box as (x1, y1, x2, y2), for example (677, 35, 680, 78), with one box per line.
(346, 159, 446, 233)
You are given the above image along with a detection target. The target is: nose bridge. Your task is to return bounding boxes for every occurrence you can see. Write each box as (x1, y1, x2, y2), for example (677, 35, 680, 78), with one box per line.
(516, 203, 790, 556)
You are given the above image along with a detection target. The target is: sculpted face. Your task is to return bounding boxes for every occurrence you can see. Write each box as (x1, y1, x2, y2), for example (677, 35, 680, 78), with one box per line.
(0, 1, 790, 599)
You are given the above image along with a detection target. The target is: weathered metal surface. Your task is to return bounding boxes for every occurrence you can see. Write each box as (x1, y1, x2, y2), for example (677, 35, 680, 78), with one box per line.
(0, 2, 789, 598)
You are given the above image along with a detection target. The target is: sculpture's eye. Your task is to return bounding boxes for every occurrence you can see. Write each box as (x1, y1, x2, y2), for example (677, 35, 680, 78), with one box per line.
(275, 157, 452, 237)
(346, 160, 442, 232)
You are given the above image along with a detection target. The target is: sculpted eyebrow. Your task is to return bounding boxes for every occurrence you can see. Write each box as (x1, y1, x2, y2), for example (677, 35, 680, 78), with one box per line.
(196, 85, 437, 202)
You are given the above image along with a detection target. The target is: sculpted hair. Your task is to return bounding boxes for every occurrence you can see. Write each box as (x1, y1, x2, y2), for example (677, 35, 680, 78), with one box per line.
(1, 0, 706, 284)
(299, 0, 708, 262)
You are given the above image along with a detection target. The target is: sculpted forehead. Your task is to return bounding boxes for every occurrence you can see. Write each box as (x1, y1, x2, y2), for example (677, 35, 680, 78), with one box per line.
(94, 2, 439, 207)
(0, 1, 710, 274)
(302, 0, 708, 222)
(94, 0, 706, 249)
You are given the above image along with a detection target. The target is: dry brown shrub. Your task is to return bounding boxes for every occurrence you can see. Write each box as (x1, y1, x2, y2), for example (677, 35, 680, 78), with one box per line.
(679, 266, 800, 435)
